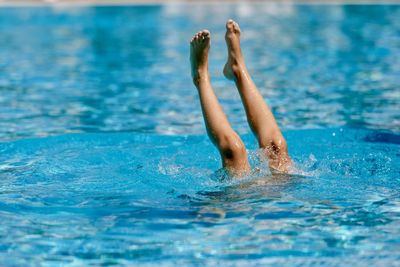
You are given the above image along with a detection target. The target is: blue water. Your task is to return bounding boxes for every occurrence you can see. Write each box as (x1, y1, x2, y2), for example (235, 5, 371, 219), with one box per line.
(0, 4, 399, 266)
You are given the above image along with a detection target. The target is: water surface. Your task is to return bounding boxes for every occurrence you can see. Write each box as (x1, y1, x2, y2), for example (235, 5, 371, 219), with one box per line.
(1, 129, 400, 266)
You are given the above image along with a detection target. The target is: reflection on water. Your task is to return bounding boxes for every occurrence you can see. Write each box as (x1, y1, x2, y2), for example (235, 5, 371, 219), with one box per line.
(0, 4, 399, 141)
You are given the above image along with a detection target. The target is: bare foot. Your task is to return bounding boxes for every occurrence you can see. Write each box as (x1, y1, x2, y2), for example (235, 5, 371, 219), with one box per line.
(223, 19, 245, 81)
(190, 30, 211, 86)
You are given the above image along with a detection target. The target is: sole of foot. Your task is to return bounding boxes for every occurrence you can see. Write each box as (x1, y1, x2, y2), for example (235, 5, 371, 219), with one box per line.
(190, 29, 211, 85)
(223, 19, 245, 81)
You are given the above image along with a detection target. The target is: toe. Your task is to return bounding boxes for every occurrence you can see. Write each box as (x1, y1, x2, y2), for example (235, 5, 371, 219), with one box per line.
(233, 22, 241, 32)
(202, 29, 210, 37)
(200, 30, 210, 41)
(226, 19, 240, 33)
(191, 35, 199, 45)
(226, 19, 235, 30)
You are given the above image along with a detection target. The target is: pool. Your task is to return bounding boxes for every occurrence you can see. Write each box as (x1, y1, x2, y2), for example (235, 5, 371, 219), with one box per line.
(0, 3, 399, 266)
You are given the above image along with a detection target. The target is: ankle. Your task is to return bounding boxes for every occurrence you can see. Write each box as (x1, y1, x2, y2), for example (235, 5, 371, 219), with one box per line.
(192, 69, 209, 86)
(230, 61, 246, 78)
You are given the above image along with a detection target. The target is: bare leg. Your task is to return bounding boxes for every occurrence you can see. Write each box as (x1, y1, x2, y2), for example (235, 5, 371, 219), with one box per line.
(223, 20, 291, 172)
(190, 30, 250, 176)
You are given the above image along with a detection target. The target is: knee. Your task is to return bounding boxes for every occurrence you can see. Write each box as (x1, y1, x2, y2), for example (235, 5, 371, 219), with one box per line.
(260, 135, 288, 155)
(219, 134, 247, 160)
(275, 137, 288, 153)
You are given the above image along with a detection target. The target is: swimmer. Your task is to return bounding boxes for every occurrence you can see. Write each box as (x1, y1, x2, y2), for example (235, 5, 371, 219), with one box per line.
(190, 19, 291, 176)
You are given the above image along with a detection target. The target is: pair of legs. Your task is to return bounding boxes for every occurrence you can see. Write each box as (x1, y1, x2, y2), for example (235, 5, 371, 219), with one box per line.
(190, 20, 291, 176)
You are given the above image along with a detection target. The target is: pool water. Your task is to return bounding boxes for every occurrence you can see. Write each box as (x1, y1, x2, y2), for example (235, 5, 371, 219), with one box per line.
(0, 4, 399, 266)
